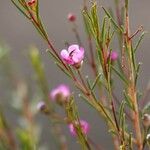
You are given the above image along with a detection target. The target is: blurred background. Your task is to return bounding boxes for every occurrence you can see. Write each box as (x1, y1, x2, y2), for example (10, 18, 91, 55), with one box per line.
(0, 0, 150, 149)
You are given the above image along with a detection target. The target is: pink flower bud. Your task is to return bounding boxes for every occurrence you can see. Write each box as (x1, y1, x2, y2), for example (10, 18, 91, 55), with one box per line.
(69, 120, 90, 136)
(37, 101, 50, 114)
(67, 13, 76, 22)
(37, 101, 45, 111)
(109, 51, 118, 61)
(50, 84, 70, 104)
(60, 44, 85, 69)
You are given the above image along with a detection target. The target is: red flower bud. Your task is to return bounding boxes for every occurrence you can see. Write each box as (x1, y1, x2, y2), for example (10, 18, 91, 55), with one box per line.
(28, 0, 36, 6)
(67, 13, 76, 22)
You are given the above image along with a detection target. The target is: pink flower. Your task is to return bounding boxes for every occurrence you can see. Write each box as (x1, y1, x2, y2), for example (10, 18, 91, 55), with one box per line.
(67, 13, 76, 22)
(69, 120, 90, 136)
(109, 51, 118, 61)
(50, 84, 70, 102)
(60, 44, 84, 68)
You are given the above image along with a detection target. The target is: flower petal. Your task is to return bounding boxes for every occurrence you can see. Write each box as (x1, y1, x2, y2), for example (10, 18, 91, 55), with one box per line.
(59, 84, 70, 97)
(60, 49, 69, 60)
(50, 88, 59, 100)
(68, 44, 79, 53)
(72, 48, 84, 63)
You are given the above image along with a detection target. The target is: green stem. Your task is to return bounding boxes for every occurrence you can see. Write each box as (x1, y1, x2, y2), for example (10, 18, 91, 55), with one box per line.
(124, 1, 142, 149)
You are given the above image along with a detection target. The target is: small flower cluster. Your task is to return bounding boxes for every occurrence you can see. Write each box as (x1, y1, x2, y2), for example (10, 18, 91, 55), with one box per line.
(37, 84, 89, 136)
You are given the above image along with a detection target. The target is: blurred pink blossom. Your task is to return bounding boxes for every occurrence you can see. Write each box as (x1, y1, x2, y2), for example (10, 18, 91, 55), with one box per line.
(109, 51, 118, 61)
(69, 120, 89, 136)
(50, 84, 70, 101)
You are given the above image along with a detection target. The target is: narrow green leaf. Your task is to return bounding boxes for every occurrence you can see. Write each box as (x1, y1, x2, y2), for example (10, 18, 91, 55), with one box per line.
(82, 10, 91, 35)
(111, 66, 128, 85)
(135, 62, 142, 86)
(83, 2, 101, 43)
(134, 32, 146, 52)
(36, 0, 39, 20)
(37, 16, 49, 40)
(109, 29, 116, 44)
(108, 129, 118, 136)
(31, 20, 47, 40)
(121, 114, 126, 141)
(131, 45, 136, 72)
(119, 100, 126, 127)
(85, 76, 98, 101)
(128, 133, 133, 150)
(108, 8, 114, 20)
(46, 49, 61, 63)
(123, 91, 135, 111)
(85, 76, 92, 90)
(82, 10, 95, 38)
(91, 73, 102, 90)
(102, 7, 122, 32)
(97, 47, 102, 64)
(11, 0, 30, 19)
(90, 2, 100, 37)
(101, 16, 107, 46)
